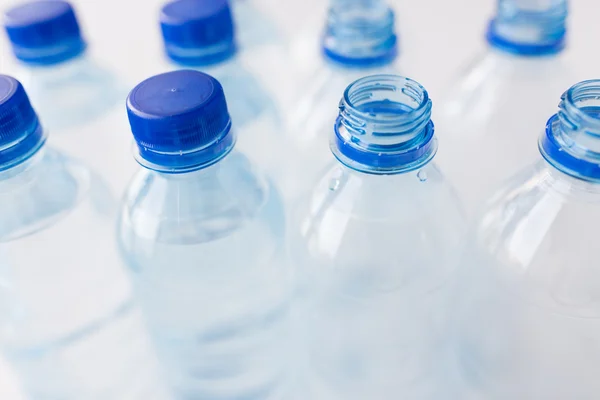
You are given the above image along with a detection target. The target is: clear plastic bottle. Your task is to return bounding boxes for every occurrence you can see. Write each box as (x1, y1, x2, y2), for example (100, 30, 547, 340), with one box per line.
(118, 70, 292, 399)
(158, 0, 287, 189)
(290, 75, 466, 399)
(228, 0, 281, 50)
(450, 80, 600, 399)
(436, 0, 576, 215)
(2, 0, 135, 197)
(285, 0, 401, 201)
(0, 76, 168, 399)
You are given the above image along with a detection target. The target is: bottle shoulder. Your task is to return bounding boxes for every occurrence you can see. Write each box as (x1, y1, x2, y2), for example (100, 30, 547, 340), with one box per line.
(467, 162, 600, 316)
(0, 148, 115, 241)
(21, 56, 125, 130)
(436, 49, 574, 138)
(291, 163, 465, 296)
(119, 152, 285, 246)
(297, 163, 463, 222)
(474, 162, 600, 248)
(293, 164, 466, 258)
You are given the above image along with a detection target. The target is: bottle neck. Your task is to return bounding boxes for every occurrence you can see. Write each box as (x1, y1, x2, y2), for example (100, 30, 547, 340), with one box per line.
(331, 75, 436, 174)
(152, 156, 223, 181)
(134, 125, 236, 174)
(487, 0, 567, 56)
(0, 124, 46, 175)
(322, 0, 398, 68)
(540, 80, 600, 183)
(537, 162, 600, 202)
(165, 42, 236, 68)
(22, 52, 89, 77)
(0, 146, 46, 186)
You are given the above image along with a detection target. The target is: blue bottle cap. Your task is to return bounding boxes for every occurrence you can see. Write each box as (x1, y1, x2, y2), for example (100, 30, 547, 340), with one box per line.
(3, 0, 86, 65)
(487, 0, 567, 56)
(160, 0, 236, 66)
(331, 75, 436, 174)
(322, 0, 398, 68)
(0, 75, 45, 170)
(127, 70, 235, 173)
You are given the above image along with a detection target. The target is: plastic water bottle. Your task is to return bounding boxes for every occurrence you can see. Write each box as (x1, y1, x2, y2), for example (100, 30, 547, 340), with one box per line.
(0, 75, 168, 399)
(118, 70, 291, 399)
(450, 79, 600, 398)
(159, 0, 287, 187)
(2, 0, 135, 197)
(435, 0, 577, 215)
(228, 0, 281, 49)
(290, 75, 466, 399)
(286, 0, 400, 200)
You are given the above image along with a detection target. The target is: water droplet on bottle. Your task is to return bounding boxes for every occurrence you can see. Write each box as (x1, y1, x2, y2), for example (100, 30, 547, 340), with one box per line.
(329, 178, 340, 191)
(417, 170, 427, 182)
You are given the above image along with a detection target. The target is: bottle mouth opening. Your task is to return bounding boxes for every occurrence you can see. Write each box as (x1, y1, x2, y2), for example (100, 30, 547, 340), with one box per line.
(343, 74, 430, 127)
(558, 80, 600, 139)
(332, 74, 436, 174)
(540, 80, 600, 182)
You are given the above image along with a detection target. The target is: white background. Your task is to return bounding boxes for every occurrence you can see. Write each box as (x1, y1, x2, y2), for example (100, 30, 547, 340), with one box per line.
(0, 0, 598, 397)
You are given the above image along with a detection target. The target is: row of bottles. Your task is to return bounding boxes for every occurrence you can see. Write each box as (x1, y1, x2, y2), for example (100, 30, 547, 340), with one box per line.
(0, 0, 598, 399)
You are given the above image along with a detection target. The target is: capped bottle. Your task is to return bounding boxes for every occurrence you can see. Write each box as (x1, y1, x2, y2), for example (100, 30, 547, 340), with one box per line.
(436, 0, 578, 215)
(118, 70, 292, 398)
(0, 75, 166, 399)
(2, 0, 134, 197)
(158, 0, 287, 188)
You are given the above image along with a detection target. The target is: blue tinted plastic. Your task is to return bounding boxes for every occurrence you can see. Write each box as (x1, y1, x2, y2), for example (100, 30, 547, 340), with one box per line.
(291, 74, 465, 396)
(450, 80, 600, 398)
(160, 0, 236, 66)
(120, 62, 290, 398)
(322, 0, 398, 67)
(13, 54, 125, 136)
(331, 75, 437, 174)
(0, 99, 167, 400)
(127, 70, 235, 173)
(0, 75, 45, 171)
(0, 77, 166, 399)
(0, 148, 168, 399)
(211, 62, 277, 127)
(229, 0, 280, 49)
(540, 80, 600, 181)
(3, 0, 86, 65)
(118, 152, 290, 398)
(292, 138, 465, 397)
(486, 0, 567, 56)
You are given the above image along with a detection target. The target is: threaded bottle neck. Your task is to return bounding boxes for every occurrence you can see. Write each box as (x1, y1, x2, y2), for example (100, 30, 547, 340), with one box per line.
(540, 80, 600, 182)
(322, 0, 398, 68)
(487, 0, 567, 56)
(0, 75, 46, 171)
(127, 70, 235, 173)
(331, 75, 436, 174)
